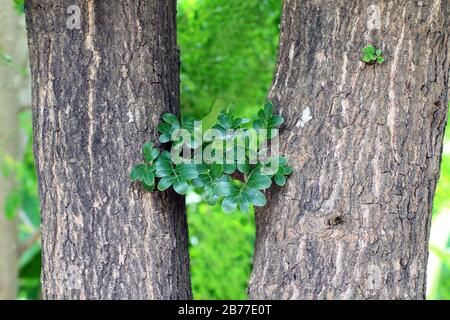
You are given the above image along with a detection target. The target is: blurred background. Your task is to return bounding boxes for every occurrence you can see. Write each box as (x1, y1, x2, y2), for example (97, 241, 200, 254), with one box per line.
(0, 0, 448, 300)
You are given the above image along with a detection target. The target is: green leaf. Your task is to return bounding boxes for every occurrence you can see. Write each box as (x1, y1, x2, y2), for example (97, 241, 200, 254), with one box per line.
(214, 175, 233, 197)
(158, 176, 174, 191)
(159, 133, 171, 143)
(247, 173, 272, 190)
(231, 117, 250, 129)
(130, 164, 146, 181)
(155, 152, 173, 177)
(279, 156, 287, 167)
(210, 164, 223, 178)
(143, 172, 155, 187)
(237, 163, 251, 174)
(377, 56, 384, 64)
(253, 119, 265, 130)
(158, 122, 173, 135)
(223, 163, 236, 174)
(362, 54, 371, 63)
(142, 182, 155, 192)
(375, 49, 382, 56)
(283, 166, 293, 175)
(162, 113, 178, 125)
(142, 142, 160, 162)
(222, 197, 238, 213)
(248, 189, 266, 207)
(274, 173, 286, 186)
(268, 115, 284, 127)
(205, 193, 220, 205)
(201, 99, 226, 131)
(363, 45, 375, 55)
(173, 180, 189, 195)
(239, 195, 251, 213)
(264, 101, 274, 117)
(176, 163, 199, 180)
(217, 113, 232, 129)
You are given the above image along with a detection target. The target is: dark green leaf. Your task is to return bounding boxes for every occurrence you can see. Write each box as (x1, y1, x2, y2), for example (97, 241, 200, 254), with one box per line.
(269, 115, 284, 127)
(158, 122, 173, 135)
(130, 164, 146, 181)
(158, 176, 174, 191)
(162, 113, 178, 125)
(237, 163, 251, 174)
(142, 182, 155, 192)
(264, 101, 274, 117)
(283, 166, 293, 175)
(210, 164, 223, 178)
(173, 180, 189, 195)
(142, 142, 160, 162)
(274, 173, 286, 186)
(253, 119, 265, 130)
(247, 173, 272, 190)
(176, 163, 199, 180)
(143, 172, 155, 187)
(155, 152, 173, 177)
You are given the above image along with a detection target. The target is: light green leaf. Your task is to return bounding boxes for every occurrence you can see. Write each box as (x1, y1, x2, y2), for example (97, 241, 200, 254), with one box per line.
(222, 197, 238, 213)
(159, 133, 171, 143)
(363, 45, 375, 55)
(202, 99, 226, 131)
(214, 175, 233, 197)
(248, 189, 266, 207)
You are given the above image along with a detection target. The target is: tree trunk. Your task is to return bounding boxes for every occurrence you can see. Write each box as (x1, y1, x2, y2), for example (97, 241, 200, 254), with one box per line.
(249, 0, 449, 300)
(25, 0, 191, 299)
(0, 1, 29, 300)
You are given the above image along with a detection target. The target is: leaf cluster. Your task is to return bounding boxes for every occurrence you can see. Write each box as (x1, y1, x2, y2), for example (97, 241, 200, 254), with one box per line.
(362, 44, 384, 64)
(131, 102, 293, 213)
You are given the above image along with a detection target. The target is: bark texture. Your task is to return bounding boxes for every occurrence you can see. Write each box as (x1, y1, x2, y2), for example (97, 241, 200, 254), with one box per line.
(0, 1, 29, 300)
(249, 0, 449, 299)
(26, 0, 191, 299)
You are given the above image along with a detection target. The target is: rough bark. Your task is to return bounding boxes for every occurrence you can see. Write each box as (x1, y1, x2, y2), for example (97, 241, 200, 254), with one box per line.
(0, 1, 29, 300)
(25, 0, 191, 299)
(249, 0, 449, 299)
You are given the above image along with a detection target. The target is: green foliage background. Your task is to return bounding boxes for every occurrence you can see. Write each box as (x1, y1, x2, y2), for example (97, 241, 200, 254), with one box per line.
(2, 0, 449, 300)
